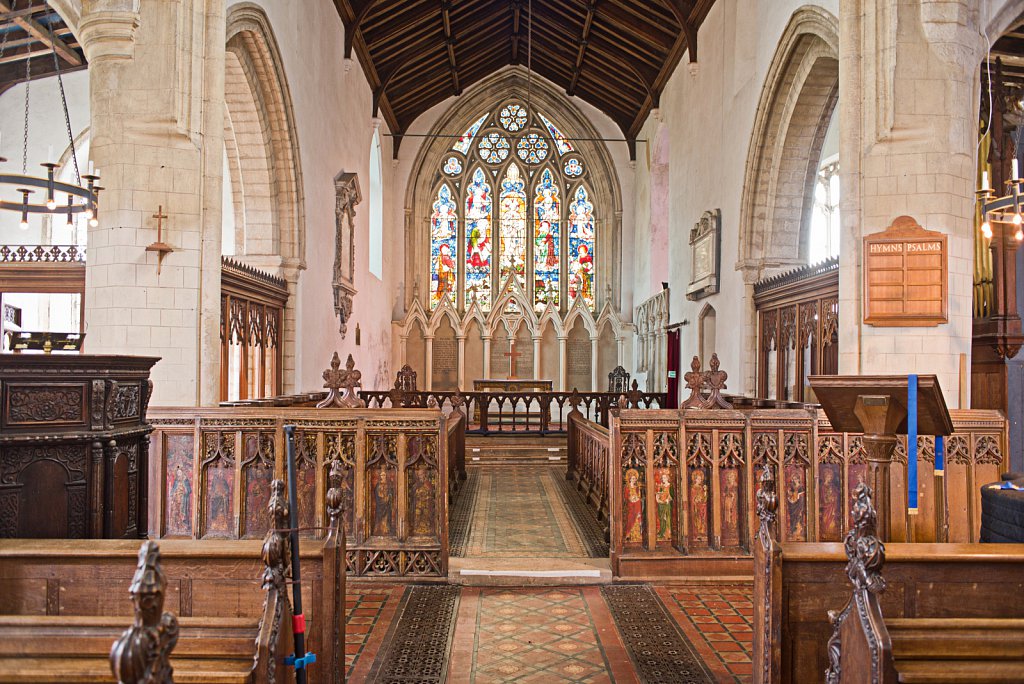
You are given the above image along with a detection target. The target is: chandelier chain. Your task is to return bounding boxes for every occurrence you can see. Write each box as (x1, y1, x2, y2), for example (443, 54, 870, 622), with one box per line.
(23, 49, 31, 174)
(52, 35, 81, 185)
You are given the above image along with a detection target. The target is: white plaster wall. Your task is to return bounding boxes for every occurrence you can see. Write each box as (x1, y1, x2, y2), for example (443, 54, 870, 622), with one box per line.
(630, 0, 839, 394)
(229, 0, 400, 391)
(0, 71, 90, 245)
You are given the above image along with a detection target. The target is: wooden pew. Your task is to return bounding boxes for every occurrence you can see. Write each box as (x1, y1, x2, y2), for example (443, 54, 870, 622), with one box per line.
(826, 485, 1024, 683)
(752, 465, 1024, 684)
(0, 477, 345, 684)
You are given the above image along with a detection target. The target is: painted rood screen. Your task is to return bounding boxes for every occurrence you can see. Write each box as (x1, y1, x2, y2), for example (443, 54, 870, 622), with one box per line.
(428, 102, 597, 313)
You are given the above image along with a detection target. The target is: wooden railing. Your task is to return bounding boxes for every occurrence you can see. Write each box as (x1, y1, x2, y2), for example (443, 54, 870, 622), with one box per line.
(567, 410, 610, 525)
(565, 405, 1008, 577)
(226, 389, 667, 435)
(148, 406, 451, 578)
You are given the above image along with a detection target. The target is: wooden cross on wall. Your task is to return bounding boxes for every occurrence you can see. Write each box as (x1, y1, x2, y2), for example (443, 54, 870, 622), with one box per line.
(504, 339, 523, 380)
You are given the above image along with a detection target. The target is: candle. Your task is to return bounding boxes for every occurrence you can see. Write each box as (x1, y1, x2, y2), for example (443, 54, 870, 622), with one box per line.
(1013, 158, 1019, 180)
(983, 171, 989, 190)
(94, 168, 100, 178)
(88, 160, 94, 175)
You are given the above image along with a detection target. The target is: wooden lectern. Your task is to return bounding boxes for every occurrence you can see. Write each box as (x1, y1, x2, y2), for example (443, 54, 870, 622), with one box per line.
(808, 375, 953, 541)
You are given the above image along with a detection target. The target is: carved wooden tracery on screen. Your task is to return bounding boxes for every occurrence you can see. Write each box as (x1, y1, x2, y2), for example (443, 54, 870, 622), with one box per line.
(220, 257, 288, 402)
(754, 257, 838, 401)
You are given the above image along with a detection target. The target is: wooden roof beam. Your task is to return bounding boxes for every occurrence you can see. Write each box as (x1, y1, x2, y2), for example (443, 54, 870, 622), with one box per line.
(567, 0, 597, 97)
(441, 0, 461, 94)
(665, 0, 698, 63)
(510, 0, 521, 62)
(0, 1, 82, 66)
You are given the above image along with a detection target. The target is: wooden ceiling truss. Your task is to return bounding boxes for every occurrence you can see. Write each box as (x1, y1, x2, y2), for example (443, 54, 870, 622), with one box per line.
(0, 0, 85, 95)
(334, 0, 717, 158)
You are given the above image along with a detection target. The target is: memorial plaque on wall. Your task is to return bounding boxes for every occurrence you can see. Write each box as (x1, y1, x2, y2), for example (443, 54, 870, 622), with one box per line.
(431, 338, 458, 390)
(863, 215, 947, 327)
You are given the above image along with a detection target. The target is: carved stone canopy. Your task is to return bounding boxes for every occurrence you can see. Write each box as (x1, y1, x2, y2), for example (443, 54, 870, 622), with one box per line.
(333, 172, 361, 338)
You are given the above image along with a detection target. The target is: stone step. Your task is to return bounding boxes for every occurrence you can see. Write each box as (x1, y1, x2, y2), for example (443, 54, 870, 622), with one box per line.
(449, 557, 612, 586)
(465, 434, 568, 465)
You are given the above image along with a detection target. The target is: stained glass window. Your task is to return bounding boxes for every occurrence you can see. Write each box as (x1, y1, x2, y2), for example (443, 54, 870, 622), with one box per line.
(516, 133, 549, 164)
(500, 104, 527, 132)
(499, 164, 527, 290)
(478, 132, 510, 163)
(430, 103, 597, 312)
(533, 169, 560, 311)
(430, 185, 458, 309)
(464, 168, 493, 310)
(568, 185, 595, 309)
(539, 111, 574, 155)
(453, 114, 487, 154)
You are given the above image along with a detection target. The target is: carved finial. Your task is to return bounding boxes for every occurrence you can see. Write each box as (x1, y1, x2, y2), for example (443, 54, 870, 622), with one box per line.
(110, 541, 179, 684)
(261, 480, 290, 590)
(317, 352, 366, 408)
(703, 353, 732, 409)
(388, 380, 406, 408)
(568, 388, 583, 413)
(682, 355, 705, 408)
(622, 379, 642, 409)
(326, 459, 344, 526)
(756, 464, 778, 531)
(450, 390, 466, 415)
(427, 395, 439, 409)
(845, 484, 886, 593)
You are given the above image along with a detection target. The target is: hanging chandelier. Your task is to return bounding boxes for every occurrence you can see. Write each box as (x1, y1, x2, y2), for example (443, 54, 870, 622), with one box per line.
(0, 13, 99, 231)
(979, 160, 1024, 242)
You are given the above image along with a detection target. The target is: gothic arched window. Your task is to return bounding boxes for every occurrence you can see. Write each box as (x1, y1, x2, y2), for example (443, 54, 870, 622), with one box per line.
(429, 103, 595, 312)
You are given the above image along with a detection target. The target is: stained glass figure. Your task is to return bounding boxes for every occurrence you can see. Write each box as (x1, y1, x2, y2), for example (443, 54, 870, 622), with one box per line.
(516, 133, 549, 164)
(478, 132, 510, 164)
(499, 164, 527, 290)
(568, 185, 595, 309)
(453, 114, 487, 154)
(464, 168, 493, 311)
(499, 104, 528, 132)
(443, 156, 463, 175)
(533, 168, 560, 311)
(430, 184, 458, 309)
(564, 158, 583, 177)
(538, 111, 574, 155)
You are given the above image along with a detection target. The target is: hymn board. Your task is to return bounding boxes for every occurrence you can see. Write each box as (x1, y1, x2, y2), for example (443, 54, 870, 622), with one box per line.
(863, 215, 948, 326)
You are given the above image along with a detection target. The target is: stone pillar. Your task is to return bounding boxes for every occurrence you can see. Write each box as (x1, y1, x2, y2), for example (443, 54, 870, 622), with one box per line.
(591, 337, 599, 391)
(839, 0, 983, 407)
(533, 335, 541, 380)
(424, 335, 434, 391)
(81, 0, 226, 406)
(482, 335, 492, 379)
(456, 334, 466, 390)
(558, 335, 568, 391)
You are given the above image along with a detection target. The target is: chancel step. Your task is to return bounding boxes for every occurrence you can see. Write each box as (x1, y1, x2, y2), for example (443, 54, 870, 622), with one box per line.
(450, 557, 612, 586)
(466, 434, 567, 464)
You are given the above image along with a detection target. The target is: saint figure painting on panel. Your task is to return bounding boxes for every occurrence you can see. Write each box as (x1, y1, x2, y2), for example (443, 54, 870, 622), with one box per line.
(723, 469, 738, 531)
(786, 467, 807, 539)
(623, 468, 643, 543)
(819, 464, 841, 540)
(655, 469, 674, 542)
(689, 468, 709, 542)
(168, 464, 191, 533)
(372, 465, 393, 537)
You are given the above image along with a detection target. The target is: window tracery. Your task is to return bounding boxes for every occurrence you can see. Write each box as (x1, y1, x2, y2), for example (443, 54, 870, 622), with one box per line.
(429, 103, 595, 313)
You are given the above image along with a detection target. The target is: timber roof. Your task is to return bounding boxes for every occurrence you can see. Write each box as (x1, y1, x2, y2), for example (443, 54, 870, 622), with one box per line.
(0, 1, 85, 95)
(333, 0, 717, 154)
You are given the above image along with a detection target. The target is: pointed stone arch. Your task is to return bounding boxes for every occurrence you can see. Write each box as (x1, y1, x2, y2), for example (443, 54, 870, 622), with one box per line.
(737, 5, 839, 394)
(404, 66, 623, 314)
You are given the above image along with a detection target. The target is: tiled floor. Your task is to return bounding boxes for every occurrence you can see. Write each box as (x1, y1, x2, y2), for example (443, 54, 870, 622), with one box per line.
(658, 585, 755, 683)
(344, 583, 406, 681)
(465, 466, 590, 557)
(344, 583, 756, 683)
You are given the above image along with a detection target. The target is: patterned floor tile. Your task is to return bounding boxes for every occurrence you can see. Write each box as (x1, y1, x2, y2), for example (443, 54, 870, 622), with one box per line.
(465, 466, 589, 557)
(344, 583, 406, 682)
(448, 586, 638, 683)
(656, 585, 755, 683)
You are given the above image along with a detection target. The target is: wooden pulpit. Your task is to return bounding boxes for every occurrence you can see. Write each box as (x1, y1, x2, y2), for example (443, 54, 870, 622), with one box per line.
(809, 375, 953, 541)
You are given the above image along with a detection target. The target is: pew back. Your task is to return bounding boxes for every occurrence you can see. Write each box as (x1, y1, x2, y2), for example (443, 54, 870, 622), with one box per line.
(763, 543, 1024, 684)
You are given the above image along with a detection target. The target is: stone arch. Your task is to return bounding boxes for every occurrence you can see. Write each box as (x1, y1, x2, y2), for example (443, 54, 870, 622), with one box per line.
(738, 6, 839, 275)
(737, 5, 839, 395)
(224, 3, 305, 272)
(698, 303, 717, 365)
(404, 66, 623, 313)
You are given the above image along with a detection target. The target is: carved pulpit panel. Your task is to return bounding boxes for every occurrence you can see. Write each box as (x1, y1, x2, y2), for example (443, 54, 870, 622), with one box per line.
(687, 209, 721, 300)
(333, 172, 361, 338)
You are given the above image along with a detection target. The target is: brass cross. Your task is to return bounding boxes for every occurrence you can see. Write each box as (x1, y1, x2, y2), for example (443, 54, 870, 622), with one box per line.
(504, 339, 523, 379)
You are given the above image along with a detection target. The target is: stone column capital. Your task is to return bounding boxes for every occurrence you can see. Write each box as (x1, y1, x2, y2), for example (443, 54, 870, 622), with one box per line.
(79, 2, 140, 63)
